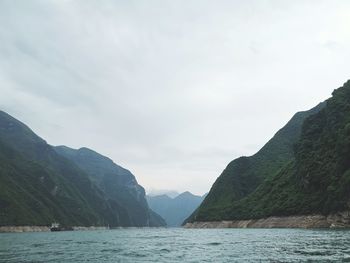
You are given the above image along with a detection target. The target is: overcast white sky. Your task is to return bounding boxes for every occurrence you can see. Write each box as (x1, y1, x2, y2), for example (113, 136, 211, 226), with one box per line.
(1, 0, 349, 195)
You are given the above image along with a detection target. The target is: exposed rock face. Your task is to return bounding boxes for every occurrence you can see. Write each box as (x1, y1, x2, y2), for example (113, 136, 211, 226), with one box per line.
(184, 211, 350, 229)
(54, 146, 166, 227)
(0, 226, 109, 233)
(0, 226, 50, 233)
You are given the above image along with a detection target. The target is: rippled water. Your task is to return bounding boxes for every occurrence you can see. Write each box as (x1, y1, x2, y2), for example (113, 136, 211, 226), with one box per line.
(1, 228, 350, 262)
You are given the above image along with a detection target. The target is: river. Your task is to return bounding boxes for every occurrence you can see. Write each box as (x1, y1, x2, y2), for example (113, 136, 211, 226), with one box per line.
(1, 228, 350, 262)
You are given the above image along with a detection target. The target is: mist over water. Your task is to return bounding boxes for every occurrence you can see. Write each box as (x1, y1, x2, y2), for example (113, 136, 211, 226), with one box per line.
(1, 228, 350, 262)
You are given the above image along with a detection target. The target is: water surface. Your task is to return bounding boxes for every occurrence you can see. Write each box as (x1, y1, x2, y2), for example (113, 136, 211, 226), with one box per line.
(1, 228, 350, 262)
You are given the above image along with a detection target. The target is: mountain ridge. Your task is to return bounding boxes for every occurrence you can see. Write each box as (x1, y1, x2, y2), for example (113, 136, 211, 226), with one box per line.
(187, 80, 350, 224)
(0, 110, 165, 227)
(187, 102, 325, 222)
(147, 191, 205, 226)
(55, 145, 165, 227)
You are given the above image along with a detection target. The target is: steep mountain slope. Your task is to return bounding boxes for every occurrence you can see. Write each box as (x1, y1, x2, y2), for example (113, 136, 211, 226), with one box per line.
(221, 80, 350, 220)
(0, 111, 165, 227)
(55, 146, 165, 227)
(189, 102, 325, 222)
(190, 80, 350, 223)
(147, 192, 205, 226)
(0, 111, 128, 227)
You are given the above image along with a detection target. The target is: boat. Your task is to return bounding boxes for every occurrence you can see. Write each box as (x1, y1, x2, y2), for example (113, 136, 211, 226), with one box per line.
(50, 222, 61, 232)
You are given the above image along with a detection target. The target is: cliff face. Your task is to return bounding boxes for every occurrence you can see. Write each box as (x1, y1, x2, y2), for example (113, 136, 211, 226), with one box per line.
(55, 146, 165, 227)
(188, 80, 350, 225)
(0, 111, 123, 227)
(185, 211, 350, 229)
(0, 111, 165, 227)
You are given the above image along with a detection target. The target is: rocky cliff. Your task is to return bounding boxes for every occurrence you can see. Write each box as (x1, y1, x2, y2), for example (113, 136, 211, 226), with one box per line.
(55, 146, 165, 227)
(185, 211, 350, 229)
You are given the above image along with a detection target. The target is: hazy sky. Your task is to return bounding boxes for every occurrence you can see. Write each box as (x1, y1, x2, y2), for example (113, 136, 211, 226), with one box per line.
(1, 0, 349, 195)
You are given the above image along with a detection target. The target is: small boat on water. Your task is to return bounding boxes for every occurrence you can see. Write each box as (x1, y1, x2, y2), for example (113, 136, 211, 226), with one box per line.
(50, 222, 61, 232)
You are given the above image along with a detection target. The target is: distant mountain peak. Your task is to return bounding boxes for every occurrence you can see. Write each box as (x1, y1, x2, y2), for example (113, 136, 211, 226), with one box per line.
(147, 191, 205, 226)
(147, 190, 179, 199)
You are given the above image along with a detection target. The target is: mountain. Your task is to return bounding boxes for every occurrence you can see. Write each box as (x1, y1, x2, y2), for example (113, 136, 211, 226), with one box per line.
(147, 191, 205, 226)
(187, 101, 325, 222)
(188, 80, 350, 223)
(55, 146, 165, 227)
(147, 190, 180, 199)
(0, 111, 165, 227)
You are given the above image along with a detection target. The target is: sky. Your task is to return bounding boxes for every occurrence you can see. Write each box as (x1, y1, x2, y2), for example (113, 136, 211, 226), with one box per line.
(0, 0, 349, 195)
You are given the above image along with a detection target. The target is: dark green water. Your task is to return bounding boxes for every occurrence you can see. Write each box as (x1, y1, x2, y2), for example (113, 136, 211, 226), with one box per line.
(1, 228, 350, 262)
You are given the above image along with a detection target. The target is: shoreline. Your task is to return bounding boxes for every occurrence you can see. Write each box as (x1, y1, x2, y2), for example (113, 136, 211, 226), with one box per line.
(184, 211, 350, 229)
(0, 226, 109, 233)
(0, 226, 167, 233)
(3, 211, 350, 232)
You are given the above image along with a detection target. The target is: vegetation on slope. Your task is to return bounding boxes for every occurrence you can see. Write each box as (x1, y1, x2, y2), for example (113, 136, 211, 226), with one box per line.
(191, 80, 350, 222)
(0, 111, 164, 227)
(189, 102, 325, 222)
(0, 137, 127, 227)
(55, 146, 166, 227)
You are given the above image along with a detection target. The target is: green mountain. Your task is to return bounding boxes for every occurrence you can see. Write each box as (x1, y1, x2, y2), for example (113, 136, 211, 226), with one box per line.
(227, 80, 350, 219)
(147, 192, 206, 226)
(55, 146, 165, 227)
(188, 102, 325, 222)
(189, 80, 350, 222)
(0, 111, 165, 227)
